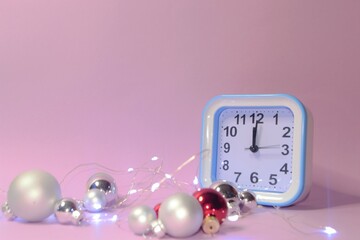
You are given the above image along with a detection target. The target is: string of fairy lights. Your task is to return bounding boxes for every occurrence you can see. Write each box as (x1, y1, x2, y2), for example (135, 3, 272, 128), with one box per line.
(0, 153, 336, 238)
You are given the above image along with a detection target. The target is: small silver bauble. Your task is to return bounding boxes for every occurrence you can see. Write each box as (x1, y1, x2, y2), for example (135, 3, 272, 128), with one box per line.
(239, 190, 257, 213)
(54, 198, 84, 225)
(7, 170, 62, 222)
(83, 189, 107, 212)
(159, 192, 203, 238)
(210, 180, 241, 220)
(86, 173, 117, 204)
(128, 205, 157, 235)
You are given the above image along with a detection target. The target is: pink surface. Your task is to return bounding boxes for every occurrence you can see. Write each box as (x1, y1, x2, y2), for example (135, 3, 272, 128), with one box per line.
(0, 0, 359, 239)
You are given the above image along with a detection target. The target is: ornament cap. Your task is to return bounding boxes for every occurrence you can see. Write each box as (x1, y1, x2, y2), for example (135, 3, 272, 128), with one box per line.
(150, 219, 166, 238)
(1, 202, 16, 221)
(202, 216, 220, 234)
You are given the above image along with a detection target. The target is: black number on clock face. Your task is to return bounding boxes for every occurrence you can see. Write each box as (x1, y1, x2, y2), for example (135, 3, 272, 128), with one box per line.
(280, 163, 289, 174)
(282, 127, 291, 138)
(281, 144, 290, 155)
(222, 160, 230, 171)
(216, 107, 294, 193)
(224, 126, 237, 137)
(223, 142, 230, 153)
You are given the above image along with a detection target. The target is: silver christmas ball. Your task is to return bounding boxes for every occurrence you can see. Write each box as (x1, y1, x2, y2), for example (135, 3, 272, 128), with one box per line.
(239, 190, 257, 213)
(7, 170, 61, 222)
(128, 205, 157, 235)
(159, 192, 203, 238)
(54, 198, 83, 225)
(83, 189, 107, 212)
(87, 173, 117, 204)
(210, 180, 241, 220)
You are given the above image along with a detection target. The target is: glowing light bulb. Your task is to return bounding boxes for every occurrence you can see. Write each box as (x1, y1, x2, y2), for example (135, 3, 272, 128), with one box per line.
(323, 226, 337, 235)
(111, 215, 118, 222)
(193, 176, 199, 185)
(151, 182, 160, 192)
(128, 189, 137, 195)
(151, 156, 159, 161)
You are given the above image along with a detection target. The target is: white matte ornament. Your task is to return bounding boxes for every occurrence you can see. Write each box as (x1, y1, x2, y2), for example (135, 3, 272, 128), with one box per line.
(6, 170, 61, 222)
(83, 189, 107, 212)
(128, 205, 157, 235)
(158, 193, 203, 238)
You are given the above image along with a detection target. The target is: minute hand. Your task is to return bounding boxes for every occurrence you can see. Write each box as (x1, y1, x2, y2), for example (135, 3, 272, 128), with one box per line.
(245, 144, 281, 150)
(249, 122, 259, 153)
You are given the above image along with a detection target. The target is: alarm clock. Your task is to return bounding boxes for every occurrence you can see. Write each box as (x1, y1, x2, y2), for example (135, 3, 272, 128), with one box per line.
(199, 94, 312, 207)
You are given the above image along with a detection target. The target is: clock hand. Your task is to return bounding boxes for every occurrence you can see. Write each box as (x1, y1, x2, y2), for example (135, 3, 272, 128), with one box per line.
(245, 144, 281, 150)
(249, 121, 259, 153)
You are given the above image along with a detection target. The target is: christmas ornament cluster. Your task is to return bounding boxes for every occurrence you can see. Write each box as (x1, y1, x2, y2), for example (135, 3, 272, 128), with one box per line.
(1, 169, 257, 239)
(128, 181, 257, 238)
(1, 169, 120, 225)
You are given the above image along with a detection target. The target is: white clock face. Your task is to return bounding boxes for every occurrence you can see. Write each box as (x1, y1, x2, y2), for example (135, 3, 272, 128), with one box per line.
(215, 106, 294, 193)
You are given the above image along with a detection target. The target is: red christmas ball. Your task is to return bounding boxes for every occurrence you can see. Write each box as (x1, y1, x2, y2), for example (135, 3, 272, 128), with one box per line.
(153, 202, 161, 217)
(193, 188, 228, 224)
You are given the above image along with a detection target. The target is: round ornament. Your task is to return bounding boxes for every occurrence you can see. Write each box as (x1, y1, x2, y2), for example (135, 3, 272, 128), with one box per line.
(7, 169, 61, 222)
(54, 198, 83, 225)
(83, 189, 107, 212)
(153, 202, 161, 217)
(193, 188, 228, 234)
(158, 192, 203, 238)
(210, 180, 241, 220)
(86, 173, 118, 204)
(128, 205, 157, 235)
(239, 190, 257, 213)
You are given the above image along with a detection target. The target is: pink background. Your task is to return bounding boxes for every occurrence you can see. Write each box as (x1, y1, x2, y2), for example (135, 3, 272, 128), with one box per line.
(0, 1, 359, 239)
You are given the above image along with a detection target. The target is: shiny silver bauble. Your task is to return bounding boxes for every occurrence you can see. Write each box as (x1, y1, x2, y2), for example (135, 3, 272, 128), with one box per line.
(239, 190, 257, 213)
(210, 180, 241, 220)
(86, 173, 117, 204)
(54, 198, 83, 225)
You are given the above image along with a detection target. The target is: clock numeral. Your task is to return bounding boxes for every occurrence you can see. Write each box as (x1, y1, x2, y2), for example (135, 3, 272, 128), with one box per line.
(235, 114, 246, 125)
(224, 142, 230, 153)
(234, 171, 242, 182)
(222, 160, 229, 171)
(269, 174, 278, 185)
(224, 126, 237, 137)
(250, 113, 264, 124)
(273, 113, 279, 125)
(282, 127, 291, 138)
(281, 144, 290, 155)
(280, 163, 289, 174)
(250, 172, 259, 183)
